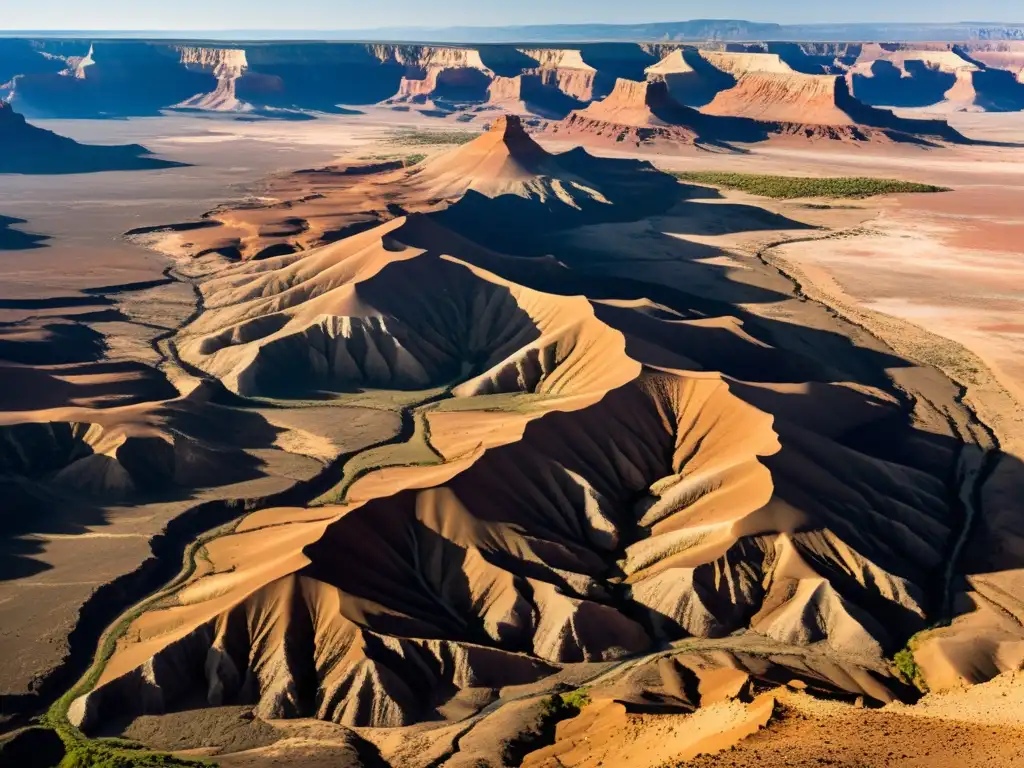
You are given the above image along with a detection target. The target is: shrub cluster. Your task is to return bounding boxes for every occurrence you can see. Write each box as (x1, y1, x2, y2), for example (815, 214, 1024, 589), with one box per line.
(671, 171, 950, 199)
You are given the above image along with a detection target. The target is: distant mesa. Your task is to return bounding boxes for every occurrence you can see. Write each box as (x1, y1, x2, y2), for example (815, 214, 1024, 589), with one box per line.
(0, 101, 184, 174)
(547, 49, 969, 147)
(3, 38, 1021, 130)
(848, 45, 1024, 112)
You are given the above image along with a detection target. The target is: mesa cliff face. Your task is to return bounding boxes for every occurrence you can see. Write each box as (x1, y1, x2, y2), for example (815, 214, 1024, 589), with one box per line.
(4, 39, 1021, 121)
(175, 46, 251, 111)
(550, 58, 965, 148)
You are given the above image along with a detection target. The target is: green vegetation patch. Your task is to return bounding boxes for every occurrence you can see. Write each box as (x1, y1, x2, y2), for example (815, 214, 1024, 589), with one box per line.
(387, 129, 481, 146)
(669, 171, 950, 199)
(539, 688, 592, 721)
(60, 742, 214, 768)
(893, 633, 930, 694)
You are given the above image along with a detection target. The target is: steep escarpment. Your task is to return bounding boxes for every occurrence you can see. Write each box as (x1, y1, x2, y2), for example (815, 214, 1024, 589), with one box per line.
(848, 44, 1024, 111)
(550, 66, 964, 147)
(481, 50, 595, 117)
(174, 46, 251, 112)
(6, 41, 216, 117)
(4, 38, 1019, 128)
(381, 45, 494, 111)
(3, 38, 1019, 125)
(703, 71, 965, 140)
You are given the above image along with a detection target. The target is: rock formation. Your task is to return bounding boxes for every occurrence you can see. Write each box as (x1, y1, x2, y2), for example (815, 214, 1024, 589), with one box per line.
(5, 39, 1021, 122)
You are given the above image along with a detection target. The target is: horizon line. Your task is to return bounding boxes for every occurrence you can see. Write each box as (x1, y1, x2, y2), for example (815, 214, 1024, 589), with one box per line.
(2, 19, 1023, 34)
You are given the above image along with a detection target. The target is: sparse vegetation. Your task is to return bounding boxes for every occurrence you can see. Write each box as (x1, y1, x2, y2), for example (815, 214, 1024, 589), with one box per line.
(356, 152, 427, 167)
(539, 687, 592, 721)
(40, 516, 245, 768)
(669, 171, 950, 199)
(893, 636, 930, 693)
(388, 129, 480, 146)
(60, 742, 214, 768)
(504, 688, 592, 765)
(313, 400, 446, 506)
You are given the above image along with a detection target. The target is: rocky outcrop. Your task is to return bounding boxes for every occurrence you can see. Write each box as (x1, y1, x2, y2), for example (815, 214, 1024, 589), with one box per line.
(847, 45, 1024, 111)
(175, 46, 250, 112)
(519, 48, 595, 72)
(381, 48, 494, 109)
(4, 39, 1021, 120)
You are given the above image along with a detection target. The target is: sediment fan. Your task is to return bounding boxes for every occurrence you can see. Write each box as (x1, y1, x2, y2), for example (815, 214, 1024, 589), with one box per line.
(67, 122, 974, 733)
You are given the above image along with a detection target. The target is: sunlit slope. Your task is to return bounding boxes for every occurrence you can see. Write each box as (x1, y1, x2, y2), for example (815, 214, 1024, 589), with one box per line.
(70, 122, 958, 735)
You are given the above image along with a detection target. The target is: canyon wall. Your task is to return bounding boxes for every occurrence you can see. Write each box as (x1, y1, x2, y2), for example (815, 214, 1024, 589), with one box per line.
(2, 39, 1023, 119)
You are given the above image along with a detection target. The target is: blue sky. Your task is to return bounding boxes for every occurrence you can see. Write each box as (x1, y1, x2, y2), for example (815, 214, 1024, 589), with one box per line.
(2, 0, 1018, 30)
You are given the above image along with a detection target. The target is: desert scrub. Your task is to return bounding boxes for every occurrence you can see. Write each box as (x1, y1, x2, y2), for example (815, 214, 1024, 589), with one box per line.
(503, 688, 592, 764)
(669, 171, 950, 199)
(893, 637, 929, 693)
(539, 687, 592, 721)
(388, 129, 480, 146)
(60, 742, 214, 768)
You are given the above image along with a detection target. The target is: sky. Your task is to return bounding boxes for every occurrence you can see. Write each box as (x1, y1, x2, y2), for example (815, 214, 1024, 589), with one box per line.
(1, 0, 1018, 30)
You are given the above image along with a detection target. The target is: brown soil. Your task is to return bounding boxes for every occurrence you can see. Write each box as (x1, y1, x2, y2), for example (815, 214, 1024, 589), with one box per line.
(683, 695, 1024, 768)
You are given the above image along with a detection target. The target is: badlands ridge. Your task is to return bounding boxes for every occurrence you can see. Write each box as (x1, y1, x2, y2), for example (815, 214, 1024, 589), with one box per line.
(1, 116, 1019, 766)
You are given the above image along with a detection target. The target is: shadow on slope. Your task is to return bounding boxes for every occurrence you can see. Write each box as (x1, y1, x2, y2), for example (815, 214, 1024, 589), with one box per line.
(0, 389, 307, 584)
(851, 60, 956, 108)
(0, 101, 186, 174)
(663, 48, 739, 107)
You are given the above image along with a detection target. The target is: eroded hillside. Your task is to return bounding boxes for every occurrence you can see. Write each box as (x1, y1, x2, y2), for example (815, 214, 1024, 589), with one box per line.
(1, 116, 1016, 767)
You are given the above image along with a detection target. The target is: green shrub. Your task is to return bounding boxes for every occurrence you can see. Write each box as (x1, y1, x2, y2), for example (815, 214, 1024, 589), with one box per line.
(60, 743, 214, 768)
(669, 171, 950, 199)
(894, 647, 928, 693)
(539, 687, 591, 721)
(389, 130, 480, 146)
